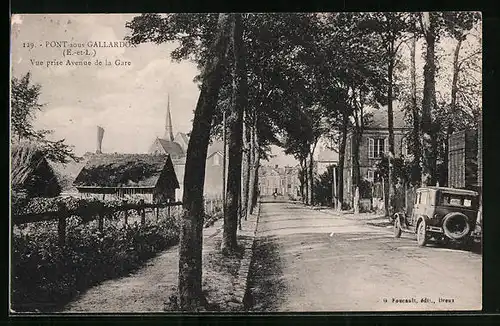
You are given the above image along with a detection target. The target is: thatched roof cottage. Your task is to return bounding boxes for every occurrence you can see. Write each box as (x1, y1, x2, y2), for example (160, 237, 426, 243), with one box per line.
(11, 142, 61, 198)
(73, 153, 179, 203)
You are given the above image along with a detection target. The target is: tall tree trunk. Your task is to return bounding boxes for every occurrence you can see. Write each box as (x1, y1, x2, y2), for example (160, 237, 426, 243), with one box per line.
(308, 139, 319, 206)
(304, 158, 309, 205)
(420, 12, 437, 186)
(443, 37, 464, 187)
(337, 112, 348, 211)
(250, 129, 260, 213)
(298, 158, 305, 201)
(308, 151, 314, 206)
(352, 128, 362, 212)
(252, 162, 260, 210)
(387, 53, 396, 215)
(245, 112, 254, 216)
(410, 30, 421, 184)
(221, 13, 247, 254)
(387, 56, 395, 155)
(352, 93, 364, 212)
(179, 13, 231, 310)
(241, 108, 251, 220)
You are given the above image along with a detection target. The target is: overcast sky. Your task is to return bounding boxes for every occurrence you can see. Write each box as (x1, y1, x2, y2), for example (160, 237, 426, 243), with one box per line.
(10, 14, 480, 167)
(11, 14, 204, 155)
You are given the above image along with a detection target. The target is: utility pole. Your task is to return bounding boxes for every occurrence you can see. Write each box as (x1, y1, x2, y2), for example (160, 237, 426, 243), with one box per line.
(332, 165, 337, 209)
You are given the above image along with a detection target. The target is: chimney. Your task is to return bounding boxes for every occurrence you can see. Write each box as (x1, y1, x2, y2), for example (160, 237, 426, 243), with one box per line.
(96, 125, 104, 154)
(164, 94, 174, 141)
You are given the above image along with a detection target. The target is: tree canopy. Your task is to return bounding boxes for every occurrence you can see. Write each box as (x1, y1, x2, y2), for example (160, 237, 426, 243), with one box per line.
(11, 72, 80, 164)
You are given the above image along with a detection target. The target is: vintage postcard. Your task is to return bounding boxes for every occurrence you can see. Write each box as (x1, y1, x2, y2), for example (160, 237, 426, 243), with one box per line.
(10, 13, 482, 314)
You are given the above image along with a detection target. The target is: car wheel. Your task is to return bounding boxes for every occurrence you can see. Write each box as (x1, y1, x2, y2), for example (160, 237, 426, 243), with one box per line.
(442, 212, 471, 241)
(417, 221, 428, 247)
(393, 219, 402, 238)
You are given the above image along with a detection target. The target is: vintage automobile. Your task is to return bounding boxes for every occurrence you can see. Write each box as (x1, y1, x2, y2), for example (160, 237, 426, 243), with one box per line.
(393, 186, 480, 247)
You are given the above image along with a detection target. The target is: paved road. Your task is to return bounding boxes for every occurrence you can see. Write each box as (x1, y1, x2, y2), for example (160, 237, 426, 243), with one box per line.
(246, 201, 482, 312)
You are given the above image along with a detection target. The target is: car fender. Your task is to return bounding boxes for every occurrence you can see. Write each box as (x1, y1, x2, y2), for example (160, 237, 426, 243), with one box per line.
(415, 215, 429, 233)
(394, 212, 405, 224)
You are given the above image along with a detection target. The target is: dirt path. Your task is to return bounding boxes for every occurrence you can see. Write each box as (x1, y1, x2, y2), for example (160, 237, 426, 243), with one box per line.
(247, 202, 482, 312)
(63, 221, 222, 313)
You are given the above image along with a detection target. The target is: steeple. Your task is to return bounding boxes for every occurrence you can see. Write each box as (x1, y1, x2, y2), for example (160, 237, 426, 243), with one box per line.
(164, 94, 174, 141)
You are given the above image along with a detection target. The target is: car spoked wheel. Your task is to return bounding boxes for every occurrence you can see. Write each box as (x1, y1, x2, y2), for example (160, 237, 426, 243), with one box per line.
(417, 221, 428, 247)
(393, 218, 402, 238)
(443, 212, 470, 241)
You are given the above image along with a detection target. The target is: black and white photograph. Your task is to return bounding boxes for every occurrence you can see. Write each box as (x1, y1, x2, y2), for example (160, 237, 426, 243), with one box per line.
(9, 12, 482, 313)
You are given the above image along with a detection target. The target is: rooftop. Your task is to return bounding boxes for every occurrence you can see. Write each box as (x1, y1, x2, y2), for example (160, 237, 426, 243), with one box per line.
(157, 138, 185, 157)
(364, 101, 409, 130)
(74, 153, 179, 188)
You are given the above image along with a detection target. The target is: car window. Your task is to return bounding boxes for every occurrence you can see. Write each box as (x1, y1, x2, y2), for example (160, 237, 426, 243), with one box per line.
(439, 193, 475, 208)
(420, 191, 427, 205)
(415, 192, 420, 204)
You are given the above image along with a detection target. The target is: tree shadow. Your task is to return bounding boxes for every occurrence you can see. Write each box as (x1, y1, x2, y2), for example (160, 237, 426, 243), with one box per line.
(244, 236, 287, 312)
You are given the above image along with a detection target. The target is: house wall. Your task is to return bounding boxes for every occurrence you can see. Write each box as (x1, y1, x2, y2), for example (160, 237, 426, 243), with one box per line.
(172, 153, 225, 201)
(316, 161, 336, 176)
(259, 173, 282, 196)
(343, 129, 408, 203)
(173, 163, 185, 201)
(78, 187, 155, 203)
(448, 129, 478, 190)
(153, 187, 175, 203)
(258, 167, 300, 197)
(155, 164, 179, 203)
(204, 153, 224, 199)
(174, 133, 189, 152)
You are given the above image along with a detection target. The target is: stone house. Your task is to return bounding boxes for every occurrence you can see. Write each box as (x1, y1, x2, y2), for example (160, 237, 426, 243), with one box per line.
(315, 143, 339, 176)
(73, 153, 179, 203)
(148, 97, 225, 200)
(343, 103, 411, 206)
(258, 165, 300, 198)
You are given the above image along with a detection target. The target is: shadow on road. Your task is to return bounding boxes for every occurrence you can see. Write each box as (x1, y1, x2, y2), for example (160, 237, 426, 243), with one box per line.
(244, 236, 287, 312)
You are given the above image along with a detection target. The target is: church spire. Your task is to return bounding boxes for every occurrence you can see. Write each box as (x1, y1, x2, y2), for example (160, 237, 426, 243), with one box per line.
(164, 94, 174, 141)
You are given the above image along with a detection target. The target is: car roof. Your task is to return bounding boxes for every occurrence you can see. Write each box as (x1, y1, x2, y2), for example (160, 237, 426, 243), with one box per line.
(417, 186, 478, 196)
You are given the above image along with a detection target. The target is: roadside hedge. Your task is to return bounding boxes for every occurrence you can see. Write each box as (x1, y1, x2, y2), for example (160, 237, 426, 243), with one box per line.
(11, 213, 180, 312)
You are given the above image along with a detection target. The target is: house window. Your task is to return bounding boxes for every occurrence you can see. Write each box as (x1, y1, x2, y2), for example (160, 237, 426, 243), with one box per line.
(366, 169, 374, 182)
(368, 138, 387, 158)
(213, 154, 220, 166)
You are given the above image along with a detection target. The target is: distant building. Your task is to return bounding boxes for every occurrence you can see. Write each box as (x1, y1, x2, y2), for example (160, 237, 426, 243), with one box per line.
(259, 165, 300, 198)
(315, 143, 339, 175)
(73, 153, 179, 203)
(343, 102, 411, 205)
(11, 141, 61, 198)
(448, 129, 479, 191)
(148, 95, 225, 200)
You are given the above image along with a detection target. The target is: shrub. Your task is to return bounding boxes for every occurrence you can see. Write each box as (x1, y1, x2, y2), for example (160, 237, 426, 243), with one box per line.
(11, 214, 179, 312)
